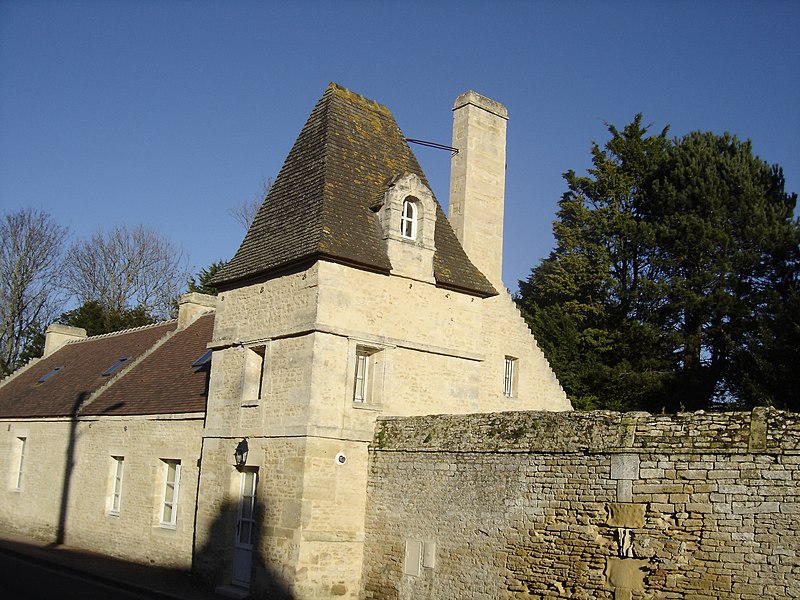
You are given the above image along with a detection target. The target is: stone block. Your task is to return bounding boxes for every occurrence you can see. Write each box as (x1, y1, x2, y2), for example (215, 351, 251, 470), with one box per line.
(611, 455, 640, 481)
(607, 503, 646, 528)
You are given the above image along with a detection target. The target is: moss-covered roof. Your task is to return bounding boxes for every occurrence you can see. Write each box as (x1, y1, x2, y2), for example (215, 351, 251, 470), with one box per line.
(211, 83, 496, 297)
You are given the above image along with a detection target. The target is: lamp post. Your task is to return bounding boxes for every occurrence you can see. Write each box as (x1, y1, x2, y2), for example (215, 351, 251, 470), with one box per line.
(234, 438, 249, 470)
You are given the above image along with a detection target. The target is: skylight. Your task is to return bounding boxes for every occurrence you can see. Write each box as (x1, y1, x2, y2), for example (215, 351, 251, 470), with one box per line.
(192, 349, 213, 372)
(38, 366, 64, 383)
(101, 356, 131, 377)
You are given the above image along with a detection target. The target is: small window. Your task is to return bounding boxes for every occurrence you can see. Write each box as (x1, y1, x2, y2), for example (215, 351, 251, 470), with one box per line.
(351, 345, 385, 406)
(160, 460, 181, 528)
(404, 540, 423, 577)
(14, 437, 26, 490)
(353, 350, 370, 403)
(110, 456, 124, 515)
(241, 345, 266, 404)
(38, 366, 64, 383)
(503, 356, 517, 398)
(400, 198, 418, 240)
(192, 349, 213, 372)
(236, 469, 258, 547)
(102, 356, 131, 377)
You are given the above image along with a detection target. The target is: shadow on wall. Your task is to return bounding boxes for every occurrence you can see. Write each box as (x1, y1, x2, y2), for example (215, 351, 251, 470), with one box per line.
(194, 494, 296, 600)
(53, 391, 89, 546)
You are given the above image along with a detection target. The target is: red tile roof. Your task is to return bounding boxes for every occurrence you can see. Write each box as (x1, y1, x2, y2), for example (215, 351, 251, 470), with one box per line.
(0, 322, 177, 418)
(82, 314, 213, 416)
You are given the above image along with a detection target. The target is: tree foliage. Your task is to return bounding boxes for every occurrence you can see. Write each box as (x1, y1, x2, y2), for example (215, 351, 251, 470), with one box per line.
(0, 208, 68, 376)
(188, 260, 227, 296)
(63, 224, 187, 321)
(57, 300, 156, 337)
(519, 117, 799, 412)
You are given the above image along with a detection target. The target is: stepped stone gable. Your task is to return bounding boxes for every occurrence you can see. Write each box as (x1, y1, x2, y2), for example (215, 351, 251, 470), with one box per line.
(0, 321, 177, 418)
(211, 82, 496, 297)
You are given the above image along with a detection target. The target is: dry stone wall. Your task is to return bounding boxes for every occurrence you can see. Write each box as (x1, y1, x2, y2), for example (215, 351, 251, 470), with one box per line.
(362, 409, 800, 599)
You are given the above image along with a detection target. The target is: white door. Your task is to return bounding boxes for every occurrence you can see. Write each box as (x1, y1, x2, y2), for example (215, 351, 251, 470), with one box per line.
(232, 468, 257, 587)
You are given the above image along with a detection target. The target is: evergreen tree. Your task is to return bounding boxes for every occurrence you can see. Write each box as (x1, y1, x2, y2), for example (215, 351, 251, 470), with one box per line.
(187, 260, 227, 296)
(520, 117, 798, 412)
(646, 132, 799, 409)
(57, 300, 156, 337)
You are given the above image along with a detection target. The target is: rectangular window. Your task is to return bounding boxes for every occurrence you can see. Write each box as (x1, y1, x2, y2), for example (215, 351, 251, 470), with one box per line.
(160, 460, 181, 528)
(37, 366, 63, 383)
(404, 540, 423, 577)
(110, 456, 124, 515)
(192, 349, 213, 372)
(353, 350, 370, 403)
(14, 437, 26, 490)
(241, 345, 266, 405)
(237, 469, 257, 546)
(349, 343, 387, 407)
(503, 356, 517, 398)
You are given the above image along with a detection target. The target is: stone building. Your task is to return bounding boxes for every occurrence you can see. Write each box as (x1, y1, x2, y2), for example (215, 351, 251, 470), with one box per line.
(0, 84, 569, 599)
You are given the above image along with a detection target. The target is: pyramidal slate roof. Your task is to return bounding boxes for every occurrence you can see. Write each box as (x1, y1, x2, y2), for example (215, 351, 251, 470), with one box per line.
(211, 83, 496, 297)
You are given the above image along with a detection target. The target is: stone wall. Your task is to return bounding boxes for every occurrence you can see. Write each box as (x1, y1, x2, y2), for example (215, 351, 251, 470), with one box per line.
(362, 409, 800, 599)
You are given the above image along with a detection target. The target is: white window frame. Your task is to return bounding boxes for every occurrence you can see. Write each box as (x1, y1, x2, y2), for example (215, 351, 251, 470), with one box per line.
(110, 456, 124, 515)
(352, 345, 387, 406)
(14, 437, 26, 490)
(236, 468, 258, 547)
(503, 356, 517, 398)
(160, 459, 181, 529)
(353, 349, 370, 403)
(400, 198, 418, 240)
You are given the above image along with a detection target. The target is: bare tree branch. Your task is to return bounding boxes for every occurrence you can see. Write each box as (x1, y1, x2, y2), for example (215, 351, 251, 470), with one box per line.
(0, 208, 68, 375)
(63, 224, 188, 320)
(228, 178, 272, 231)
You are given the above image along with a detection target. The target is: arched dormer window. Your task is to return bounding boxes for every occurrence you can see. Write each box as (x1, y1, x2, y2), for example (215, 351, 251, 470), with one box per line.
(376, 173, 436, 283)
(400, 198, 418, 240)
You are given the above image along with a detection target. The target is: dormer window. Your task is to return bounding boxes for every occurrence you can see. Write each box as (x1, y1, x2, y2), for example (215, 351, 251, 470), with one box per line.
(377, 173, 436, 282)
(400, 198, 418, 240)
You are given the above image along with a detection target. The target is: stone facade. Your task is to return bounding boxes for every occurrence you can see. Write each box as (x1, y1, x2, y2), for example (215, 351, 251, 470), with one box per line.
(0, 415, 203, 568)
(190, 85, 567, 598)
(194, 254, 568, 596)
(362, 409, 800, 599)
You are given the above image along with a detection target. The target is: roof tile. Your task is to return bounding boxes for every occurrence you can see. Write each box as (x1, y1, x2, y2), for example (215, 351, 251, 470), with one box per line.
(0, 322, 177, 418)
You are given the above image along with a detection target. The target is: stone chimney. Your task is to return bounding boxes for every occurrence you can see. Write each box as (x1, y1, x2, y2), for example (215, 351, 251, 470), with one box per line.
(44, 324, 87, 357)
(448, 91, 508, 291)
(177, 292, 216, 330)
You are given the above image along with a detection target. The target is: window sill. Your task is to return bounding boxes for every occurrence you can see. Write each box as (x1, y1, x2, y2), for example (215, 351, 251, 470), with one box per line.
(352, 402, 382, 412)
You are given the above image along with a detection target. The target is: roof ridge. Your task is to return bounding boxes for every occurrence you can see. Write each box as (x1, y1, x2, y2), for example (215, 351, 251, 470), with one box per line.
(67, 319, 178, 344)
(326, 82, 392, 116)
(0, 355, 43, 389)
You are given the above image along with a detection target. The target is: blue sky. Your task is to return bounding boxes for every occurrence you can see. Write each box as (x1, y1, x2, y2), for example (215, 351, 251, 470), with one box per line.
(1, 0, 798, 296)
